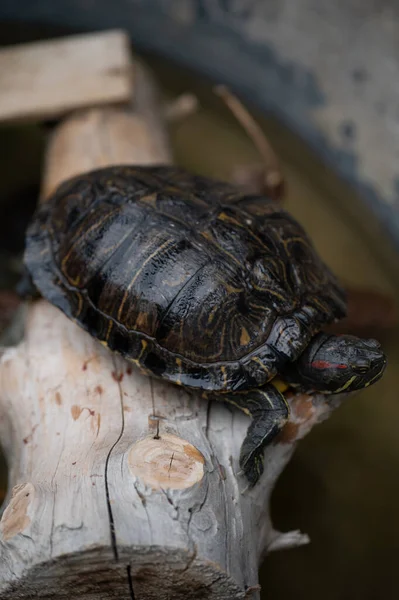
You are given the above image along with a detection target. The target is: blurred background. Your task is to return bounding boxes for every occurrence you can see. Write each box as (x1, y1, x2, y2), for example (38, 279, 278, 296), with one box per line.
(0, 3, 398, 599)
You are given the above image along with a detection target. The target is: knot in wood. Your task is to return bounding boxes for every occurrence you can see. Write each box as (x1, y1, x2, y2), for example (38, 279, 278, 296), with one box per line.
(128, 433, 205, 490)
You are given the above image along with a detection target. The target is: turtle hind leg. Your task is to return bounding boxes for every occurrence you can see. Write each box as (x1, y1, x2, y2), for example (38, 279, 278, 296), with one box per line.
(210, 384, 290, 487)
(16, 268, 40, 300)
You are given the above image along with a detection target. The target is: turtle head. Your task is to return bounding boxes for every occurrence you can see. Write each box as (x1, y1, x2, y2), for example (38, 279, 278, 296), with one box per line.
(289, 332, 387, 394)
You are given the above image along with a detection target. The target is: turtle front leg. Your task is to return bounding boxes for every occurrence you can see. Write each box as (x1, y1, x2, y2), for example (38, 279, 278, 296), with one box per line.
(209, 384, 290, 487)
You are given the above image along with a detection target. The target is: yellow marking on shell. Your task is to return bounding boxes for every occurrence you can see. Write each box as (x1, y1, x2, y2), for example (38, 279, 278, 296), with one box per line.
(240, 328, 250, 346)
(249, 301, 270, 312)
(156, 210, 188, 229)
(117, 239, 173, 321)
(138, 340, 148, 360)
(218, 212, 243, 227)
(61, 210, 117, 274)
(99, 340, 108, 348)
(263, 257, 288, 284)
(224, 283, 244, 294)
(207, 305, 218, 325)
(135, 312, 150, 331)
(277, 257, 288, 282)
(175, 357, 182, 385)
(217, 210, 272, 252)
(312, 297, 330, 312)
(334, 375, 357, 393)
(283, 236, 310, 249)
(200, 231, 243, 270)
(164, 184, 185, 197)
(271, 378, 289, 393)
(66, 273, 82, 286)
(69, 227, 137, 290)
(75, 292, 83, 318)
(221, 366, 228, 388)
(200, 231, 213, 242)
(251, 284, 286, 301)
(219, 322, 227, 354)
(105, 319, 113, 342)
(140, 192, 158, 207)
(252, 357, 271, 374)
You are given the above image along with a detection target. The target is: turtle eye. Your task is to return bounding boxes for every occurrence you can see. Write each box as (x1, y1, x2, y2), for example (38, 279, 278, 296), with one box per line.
(351, 360, 370, 374)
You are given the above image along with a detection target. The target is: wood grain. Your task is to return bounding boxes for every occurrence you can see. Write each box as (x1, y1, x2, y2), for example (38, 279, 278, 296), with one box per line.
(0, 30, 133, 124)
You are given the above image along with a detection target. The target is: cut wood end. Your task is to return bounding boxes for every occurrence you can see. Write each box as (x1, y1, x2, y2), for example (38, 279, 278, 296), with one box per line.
(128, 433, 205, 490)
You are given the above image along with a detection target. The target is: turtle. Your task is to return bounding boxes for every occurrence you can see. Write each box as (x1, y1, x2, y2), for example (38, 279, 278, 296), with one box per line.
(21, 165, 387, 486)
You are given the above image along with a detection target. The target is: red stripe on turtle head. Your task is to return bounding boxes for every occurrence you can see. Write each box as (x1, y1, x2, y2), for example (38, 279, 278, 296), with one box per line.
(311, 360, 348, 370)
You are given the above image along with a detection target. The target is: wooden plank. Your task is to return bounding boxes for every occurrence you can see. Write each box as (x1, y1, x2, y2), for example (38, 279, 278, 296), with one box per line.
(0, 30, 133, 124)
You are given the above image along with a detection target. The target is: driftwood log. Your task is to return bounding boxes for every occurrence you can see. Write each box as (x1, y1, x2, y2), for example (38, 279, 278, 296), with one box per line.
(0, 59, 346, 599)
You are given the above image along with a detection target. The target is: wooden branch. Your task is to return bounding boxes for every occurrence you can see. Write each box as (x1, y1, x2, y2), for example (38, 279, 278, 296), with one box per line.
(214, 85, 284, 201)
(0, 58, 345, 599)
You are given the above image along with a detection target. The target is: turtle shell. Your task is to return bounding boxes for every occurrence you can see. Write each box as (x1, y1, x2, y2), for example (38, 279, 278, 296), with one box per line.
(24, 165, 346, 392)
